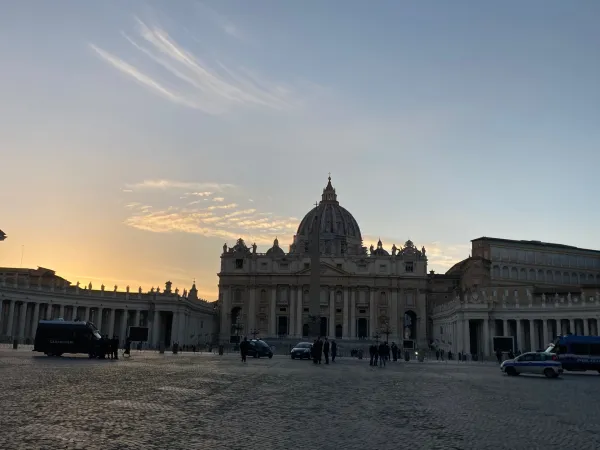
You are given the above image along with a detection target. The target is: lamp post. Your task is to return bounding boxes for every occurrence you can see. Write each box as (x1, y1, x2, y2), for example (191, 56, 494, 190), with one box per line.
(381, 323, 392, 343)
(232, 323, 243, 342)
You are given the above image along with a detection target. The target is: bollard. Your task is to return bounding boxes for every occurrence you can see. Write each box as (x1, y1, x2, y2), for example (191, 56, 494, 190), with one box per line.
(159, 343, 165, 354)
(12, 339, 18, 350)
(404, 350, 410, 362)
(218, 344, 224, 356)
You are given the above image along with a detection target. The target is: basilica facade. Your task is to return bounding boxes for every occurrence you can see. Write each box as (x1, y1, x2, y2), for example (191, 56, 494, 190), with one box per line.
(218, 177, 433, 348)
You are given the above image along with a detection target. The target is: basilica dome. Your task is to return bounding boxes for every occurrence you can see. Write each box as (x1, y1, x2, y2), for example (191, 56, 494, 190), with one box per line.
(293, 177, 364, 256)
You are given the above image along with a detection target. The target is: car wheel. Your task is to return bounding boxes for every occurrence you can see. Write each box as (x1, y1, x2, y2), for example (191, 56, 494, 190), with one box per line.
(269, 355, 273, 359)
(505, 367, 517, 376)
(544, 368, 555, 378)
(291, 355, 295, 359)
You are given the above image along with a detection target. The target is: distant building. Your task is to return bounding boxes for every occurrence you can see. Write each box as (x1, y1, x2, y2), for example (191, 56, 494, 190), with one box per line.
(0, 272, 218, 347)
(431, 237, 600, 357)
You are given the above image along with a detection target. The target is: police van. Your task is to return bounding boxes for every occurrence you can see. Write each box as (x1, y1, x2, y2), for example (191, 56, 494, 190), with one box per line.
(500, 351, 563, 378)
(545, 335, 600, 373)
(34, 319, 104, 358)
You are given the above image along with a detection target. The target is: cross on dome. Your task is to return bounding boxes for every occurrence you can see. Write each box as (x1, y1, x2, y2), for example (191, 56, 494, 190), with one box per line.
(321, 174, 338, 204)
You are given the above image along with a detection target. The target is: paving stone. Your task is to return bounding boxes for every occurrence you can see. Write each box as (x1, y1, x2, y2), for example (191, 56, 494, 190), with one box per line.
(1, 349, 600, 449)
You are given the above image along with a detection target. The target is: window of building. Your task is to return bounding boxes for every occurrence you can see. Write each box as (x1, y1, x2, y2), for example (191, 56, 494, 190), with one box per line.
(279, 307, 287, 312)
(304, 263, 310, 269)
(280, 263, 289, 269)
(379, 264, 387, 273)
(235, 259, 244, 269)
(405, 262, 414, 273)
(303, 307, 309, 312)
(358, 264, 367, 271)
(260, 262, 267, 268)
(336, 264, 342, 269)
(359, 309, 366, 314)
(336, 308, 342, 313)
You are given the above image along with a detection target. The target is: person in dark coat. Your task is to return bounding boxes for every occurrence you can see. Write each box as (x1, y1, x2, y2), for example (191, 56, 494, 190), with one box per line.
(378, 342, 387, 367)
(391, 342, 398, 362)
(369, 344, 376, 366)
(323, 338, 330, 364)
(312, 339, 318, 364)
(331, 340, 337, 362)
(112, 335, 119, 360)
(240, 337, 250, 363)
(315, 337, 323, 364)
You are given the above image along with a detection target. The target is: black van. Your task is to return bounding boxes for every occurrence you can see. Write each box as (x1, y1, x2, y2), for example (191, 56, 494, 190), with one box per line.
(34, 320, 104, 358)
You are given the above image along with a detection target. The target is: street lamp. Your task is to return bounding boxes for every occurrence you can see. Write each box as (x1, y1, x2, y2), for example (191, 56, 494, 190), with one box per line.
(380, 323, 392, 343)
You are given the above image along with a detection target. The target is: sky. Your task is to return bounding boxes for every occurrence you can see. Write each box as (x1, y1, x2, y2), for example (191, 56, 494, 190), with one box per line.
(1, 1, 600, 300)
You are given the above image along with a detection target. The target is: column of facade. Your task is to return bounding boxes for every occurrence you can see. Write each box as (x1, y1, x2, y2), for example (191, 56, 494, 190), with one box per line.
(17, 302, 27, 340)
(31, 303, 40, 338)
(219, 286, 230, 342)
(482, 318, 490, 356)
(328, 289, 335, 338)
(296, 288, 303, 338)
(390, 289, 398, 341)
(134, 310, 141, 327)
(269, 287, 277, 337)
(108, 309, 116, 337)
(516, 319, 523, 352)
(350, 289, 356, 339)
(178, 312, 186, 344)
(59, 304, 65, 319)
(529, 320, 536, 351)
(289, 287, 295, 338)
(369, 289, 376, 337)
(502, 319, 508, 336)
(342, 289, 349, 339)
(542, 319, 549, 348)
(83, 307, 90, 323)
(6, 300, 15, 336)
(95, 308, 103, 333)
(248, 288, 256, 332)
(152, 311, 162, 347)
(455, 320, 462, 354)
(584, 318, 589, 336)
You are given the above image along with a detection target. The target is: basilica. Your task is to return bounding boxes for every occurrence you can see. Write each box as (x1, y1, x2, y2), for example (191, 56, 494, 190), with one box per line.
(218, 177, 600, 357)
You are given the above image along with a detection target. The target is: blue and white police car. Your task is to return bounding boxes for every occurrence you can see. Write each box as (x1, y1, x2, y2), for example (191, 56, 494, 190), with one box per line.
(501, 351, 563, 378)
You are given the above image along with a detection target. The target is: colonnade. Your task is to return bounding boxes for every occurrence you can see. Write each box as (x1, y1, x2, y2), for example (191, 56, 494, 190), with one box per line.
(0, 299, 210, 347)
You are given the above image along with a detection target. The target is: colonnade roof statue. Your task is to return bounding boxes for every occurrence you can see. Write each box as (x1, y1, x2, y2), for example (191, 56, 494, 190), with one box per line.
(0, 229, 6, 241)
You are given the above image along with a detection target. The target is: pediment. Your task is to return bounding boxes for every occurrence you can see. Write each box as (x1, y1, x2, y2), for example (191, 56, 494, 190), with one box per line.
(295, 262, 350, 276)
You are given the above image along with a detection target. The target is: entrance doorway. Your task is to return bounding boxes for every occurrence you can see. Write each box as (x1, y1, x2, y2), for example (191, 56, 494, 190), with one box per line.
(320, 317, 327, 337)
(357, 318, 368, 339)
(278, 316, 288, 337)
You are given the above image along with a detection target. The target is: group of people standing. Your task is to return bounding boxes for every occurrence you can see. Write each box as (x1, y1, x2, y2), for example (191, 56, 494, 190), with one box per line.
(311, 337, 337, 364)
(369, 341, 397, 367)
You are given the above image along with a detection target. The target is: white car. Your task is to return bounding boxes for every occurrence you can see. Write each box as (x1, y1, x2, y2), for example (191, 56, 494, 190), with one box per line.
(501, 351, 563, 378)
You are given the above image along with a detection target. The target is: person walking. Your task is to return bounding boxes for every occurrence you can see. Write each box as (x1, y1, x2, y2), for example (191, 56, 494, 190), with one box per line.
(331, 340, 337, 362)
(323, 338, 330, 364)
(240, 337, 250, 363)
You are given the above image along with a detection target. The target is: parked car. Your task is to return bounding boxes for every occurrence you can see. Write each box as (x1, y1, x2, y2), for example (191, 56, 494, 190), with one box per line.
(247, 339, 273, 358)
(291, 342, 313, 360)
(501, 351, 562, 378)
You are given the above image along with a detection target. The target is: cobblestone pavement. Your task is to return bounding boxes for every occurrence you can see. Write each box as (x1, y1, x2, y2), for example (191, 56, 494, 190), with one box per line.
(1, 350, 600, 450)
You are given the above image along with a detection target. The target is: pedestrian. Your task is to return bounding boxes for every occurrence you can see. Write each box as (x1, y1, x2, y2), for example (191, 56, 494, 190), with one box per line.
(369, 344, 375, 366)
(495, 349, 502, 364)
(331, 340, 337, 362)
(240, 337, 249, 363)
(316, 337, 323, 364)
(378, 342, 386, 367)
(391, 342, 398, 362)
(323, 338, 330, 364)
(312, 339, 318, 364)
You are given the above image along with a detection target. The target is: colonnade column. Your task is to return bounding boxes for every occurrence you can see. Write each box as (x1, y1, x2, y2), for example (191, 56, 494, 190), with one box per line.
(17, 302, 27, 339)
(584, 319, 589, 336)
(482, 318, 490, 356)
(289, 287, 295, 338)
(455, 320, 462, 354)
(108, 309, 116, 337)
(342, 289, 349, 339)
(516, 319, 523, 352)
(119, 310, 127, 345)
(59, 305, 65, 319)
(269, 287, 277, 337)
(6, 301, 15, 336)
(350, 289, 356, 339)
(134, 310, 141, 327)
(569, 319, 575, 335)
(463, 316, 470, 355)
(529, 320, 536, 351)
(328, 289, 335, 338)
(296, 288, 303, 338)
(369, 289, 376, 337)
(502, 319, 508, 336)
(220, 286, 230, 343)
(31, 303, 40, 338)
(543, 319, 549, 348)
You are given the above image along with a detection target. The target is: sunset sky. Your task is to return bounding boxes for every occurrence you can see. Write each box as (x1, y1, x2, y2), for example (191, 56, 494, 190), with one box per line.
(1, 1, 600, 300)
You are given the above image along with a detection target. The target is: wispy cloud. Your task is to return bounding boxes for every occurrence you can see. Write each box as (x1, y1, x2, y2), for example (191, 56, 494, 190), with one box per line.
(212, 197, 225, 202)
(90, 17, 300, 114)
(125, 179, 234, 192)
(195, 2, 246, 41)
